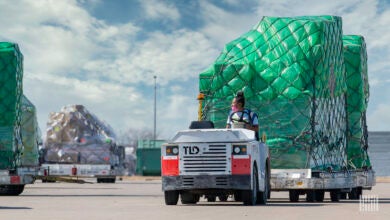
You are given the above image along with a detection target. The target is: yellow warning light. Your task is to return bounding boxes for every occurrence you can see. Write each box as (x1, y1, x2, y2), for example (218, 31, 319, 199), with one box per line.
(197, 93, 205, 100)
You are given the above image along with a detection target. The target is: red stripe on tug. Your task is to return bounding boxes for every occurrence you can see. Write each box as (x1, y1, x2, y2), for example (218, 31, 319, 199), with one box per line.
(231, 155, 251, 175)
(162, 156, 179, 176)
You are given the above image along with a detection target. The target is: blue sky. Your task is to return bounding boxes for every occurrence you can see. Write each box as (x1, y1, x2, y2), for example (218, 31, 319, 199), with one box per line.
(0, 0, 389, 140)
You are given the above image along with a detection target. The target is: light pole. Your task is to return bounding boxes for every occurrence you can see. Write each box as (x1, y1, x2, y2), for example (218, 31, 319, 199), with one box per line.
(153, 75, 157, 148)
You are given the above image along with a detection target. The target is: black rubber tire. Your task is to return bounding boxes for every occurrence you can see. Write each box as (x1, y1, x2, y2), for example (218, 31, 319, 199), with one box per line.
(206, 195, 216, 202)
(257, 167, 268, 205)
(218, 194, 228, 202)
(330, 190, 340, 202)
(234, 191, 242, 201)
(315, 190, 325, 202)
(267, 166, 271, 199)
(306, 190, 316, 202)
(348, 187, 362, 200)
(164, 190, 179, 205)
(267, 188, 271, 199)
(0, 185, 25, 196)
(289, 190, 300, 202)
(97, 178, 116, 183)
(181, 192, 198, 204)
(42, 178, 56, 183)
(242, 166, 258, 206)
(195, 194, 200, 203)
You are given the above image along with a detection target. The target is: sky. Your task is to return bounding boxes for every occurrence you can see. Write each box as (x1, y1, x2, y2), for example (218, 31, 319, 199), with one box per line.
(0, 0, 389, 141)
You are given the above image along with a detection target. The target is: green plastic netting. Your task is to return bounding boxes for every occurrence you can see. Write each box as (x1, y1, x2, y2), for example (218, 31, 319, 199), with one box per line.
(343, 35, 371, 169)
(199, 16, 348, 171)
(20, 95, 40, 167)
(0, 42, 23, 169)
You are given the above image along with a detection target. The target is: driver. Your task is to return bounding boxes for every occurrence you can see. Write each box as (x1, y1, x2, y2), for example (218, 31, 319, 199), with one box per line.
(226, 91, 259, 140)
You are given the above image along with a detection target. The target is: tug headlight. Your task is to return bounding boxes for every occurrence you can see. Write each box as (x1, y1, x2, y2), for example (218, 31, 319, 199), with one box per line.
(166, 146, 179, 156)
(232, 145, 247, 155)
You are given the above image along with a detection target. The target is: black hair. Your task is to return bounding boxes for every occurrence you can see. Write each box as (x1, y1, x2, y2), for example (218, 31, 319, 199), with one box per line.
(235, 91, 245, 107)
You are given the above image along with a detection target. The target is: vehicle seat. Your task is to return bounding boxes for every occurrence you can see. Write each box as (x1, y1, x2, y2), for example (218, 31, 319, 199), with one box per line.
(189, 121, 214, 129)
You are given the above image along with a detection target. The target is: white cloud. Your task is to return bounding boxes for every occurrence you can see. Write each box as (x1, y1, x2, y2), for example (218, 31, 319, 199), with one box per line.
(156, 93, 198, 137)
(0, 0, 140, 77)
(139, 0, 180, 22)
(369, 78, 390, 87)
(80, 30, 218, 87)
(93, 29, 220, 86)
(255, 0, 363, 17)
(368, 104, 390, 131)
(199, 1, 259, 48)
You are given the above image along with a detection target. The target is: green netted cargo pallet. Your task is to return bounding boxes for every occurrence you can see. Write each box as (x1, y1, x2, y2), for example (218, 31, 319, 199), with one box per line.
(343, 35, 371, 169)
(20, 95, 40, 167)
(0, 42, 23, 169)
(200, 16, 348, 171)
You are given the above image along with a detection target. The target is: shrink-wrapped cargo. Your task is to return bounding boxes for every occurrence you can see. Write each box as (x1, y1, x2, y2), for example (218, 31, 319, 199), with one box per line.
(43, 105, 117, 164)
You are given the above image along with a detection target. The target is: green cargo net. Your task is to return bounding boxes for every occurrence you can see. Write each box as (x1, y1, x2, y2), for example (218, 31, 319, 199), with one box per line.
(199, 16, 348, 171)
(0, 42, 23, 169)
(20, 95, 40, 167)
(343, 35, 371, 169)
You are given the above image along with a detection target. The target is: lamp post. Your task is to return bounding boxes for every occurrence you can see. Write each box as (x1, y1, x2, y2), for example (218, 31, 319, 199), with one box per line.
(153, 75, 157, 148)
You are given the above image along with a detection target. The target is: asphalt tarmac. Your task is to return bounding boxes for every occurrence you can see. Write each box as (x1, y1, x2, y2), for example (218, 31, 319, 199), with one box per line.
(0, 177, 389, 220)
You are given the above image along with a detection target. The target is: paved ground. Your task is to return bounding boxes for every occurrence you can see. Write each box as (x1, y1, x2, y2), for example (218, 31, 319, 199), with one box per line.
(0, 178, 389, 220)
